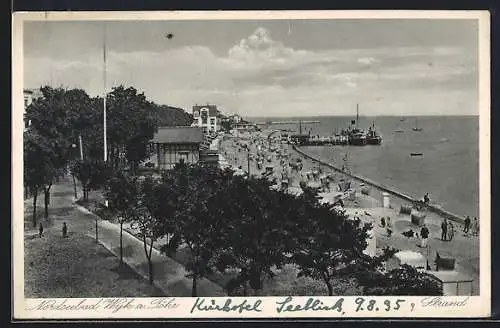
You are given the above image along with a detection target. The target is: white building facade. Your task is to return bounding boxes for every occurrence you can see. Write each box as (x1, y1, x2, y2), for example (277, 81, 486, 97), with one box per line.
(23, 88, 42, 131)
(191, 104, 221, 134)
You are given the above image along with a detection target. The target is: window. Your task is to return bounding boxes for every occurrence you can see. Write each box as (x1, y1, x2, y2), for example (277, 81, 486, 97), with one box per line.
(178, 151, 189, 163)
(210, 118, 215, 125)
(201, 109, 208, 124)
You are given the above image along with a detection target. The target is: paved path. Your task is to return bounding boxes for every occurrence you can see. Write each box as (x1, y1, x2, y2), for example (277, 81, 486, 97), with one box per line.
(24, 176, 226, 297)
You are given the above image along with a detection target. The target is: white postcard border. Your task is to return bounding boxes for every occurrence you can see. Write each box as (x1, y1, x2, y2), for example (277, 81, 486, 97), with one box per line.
(12, 10, 491, 319)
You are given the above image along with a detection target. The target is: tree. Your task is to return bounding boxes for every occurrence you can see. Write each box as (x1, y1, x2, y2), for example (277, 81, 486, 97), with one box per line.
(103, 171, 140, 265)
(214, 175, 300, 296)
(360, 264, 442, 296)
(72, 159, 111, 201)
(24, 131, 54, 227)
(25, 87, 74, 218)
(106, 86, 159, 173)
(132, 176, 164, 284)
(158, 164, 230, 296)
(290, 187, 392, 296)
(220, 118, 233, 132)
(64, 89, 106, 162)
(154, 104, 194, 127)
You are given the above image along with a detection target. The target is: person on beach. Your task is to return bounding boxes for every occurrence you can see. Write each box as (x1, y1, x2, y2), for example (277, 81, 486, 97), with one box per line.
(447, 222, 455, 241)
(62, 222, 68, 238)
(386, 217, 393, 237)
(38, 222, 44, 238)
(441, 219, 448, 241)
(463, 216, 471, 234)
(423, 193, 430, 204)
(472, 217, 479, 236)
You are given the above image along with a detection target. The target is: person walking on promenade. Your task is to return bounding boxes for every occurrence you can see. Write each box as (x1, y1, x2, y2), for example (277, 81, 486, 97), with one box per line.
(62, 222, 68, 238)
(447, 222, 455, 241)
(472, 217, 479, 236)
(420, 224, 429, 248)
(38, 222, 44, 238)
(463, 216, 471, 234)
(386, 217, 393, 237)
(441, 219, 448, 241)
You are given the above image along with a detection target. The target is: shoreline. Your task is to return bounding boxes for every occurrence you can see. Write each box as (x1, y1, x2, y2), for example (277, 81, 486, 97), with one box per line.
(292, 145, 466, 224)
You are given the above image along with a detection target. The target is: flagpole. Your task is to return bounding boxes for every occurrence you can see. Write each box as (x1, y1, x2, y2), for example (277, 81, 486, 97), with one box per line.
(103, 23, 108, 163)
(103, 23, 109, 213)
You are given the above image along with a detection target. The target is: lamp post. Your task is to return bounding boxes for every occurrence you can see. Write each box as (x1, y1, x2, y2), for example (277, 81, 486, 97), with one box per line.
(247, 150, 251, 177)
(71, 143, 78, 199)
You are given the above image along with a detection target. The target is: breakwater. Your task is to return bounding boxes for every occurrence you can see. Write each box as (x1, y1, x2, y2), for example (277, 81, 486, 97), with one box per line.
(292, 145, 465, 224)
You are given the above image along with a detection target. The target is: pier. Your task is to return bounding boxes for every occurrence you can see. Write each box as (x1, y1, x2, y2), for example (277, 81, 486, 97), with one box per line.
(254, 120, 321, 125)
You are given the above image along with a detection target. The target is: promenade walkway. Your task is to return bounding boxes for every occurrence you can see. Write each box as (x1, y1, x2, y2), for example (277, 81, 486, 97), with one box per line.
(23, 177, 226, 297)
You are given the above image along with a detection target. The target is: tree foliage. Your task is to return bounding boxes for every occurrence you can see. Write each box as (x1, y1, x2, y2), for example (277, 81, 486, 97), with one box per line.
(72, 159, 111, 201)
(106, 86, 159, 173)
(103, 170, 141, 264)
(360, 264, 442, 296)
(214, 175, 302, 295)
(157, 164, 234, 296)
(132, 175, 165, 284)
(24, 130, 57, 226)
(154, 104, 193, 127)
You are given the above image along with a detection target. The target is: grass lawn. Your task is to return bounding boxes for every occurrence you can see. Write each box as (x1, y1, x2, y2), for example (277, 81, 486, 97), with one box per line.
(24, 232, 165, 298)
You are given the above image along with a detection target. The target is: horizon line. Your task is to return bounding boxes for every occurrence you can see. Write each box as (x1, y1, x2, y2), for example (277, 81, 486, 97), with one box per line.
(243, 114, 479, 118)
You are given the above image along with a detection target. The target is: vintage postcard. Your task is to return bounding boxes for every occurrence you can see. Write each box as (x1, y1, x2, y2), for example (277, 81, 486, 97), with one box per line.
(12, 10, 491, 319)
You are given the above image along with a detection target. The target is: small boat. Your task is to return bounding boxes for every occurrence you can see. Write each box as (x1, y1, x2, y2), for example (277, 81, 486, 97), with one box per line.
(349, 130, 367, 146)
(412, 119, 423, 132)
(366, 122, 382, 145)
(394, 129, 404, 133)
(410, 152, 423, 156)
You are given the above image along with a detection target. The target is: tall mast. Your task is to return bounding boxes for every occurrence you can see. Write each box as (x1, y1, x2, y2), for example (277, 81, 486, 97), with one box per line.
(356, 104, 359, 129)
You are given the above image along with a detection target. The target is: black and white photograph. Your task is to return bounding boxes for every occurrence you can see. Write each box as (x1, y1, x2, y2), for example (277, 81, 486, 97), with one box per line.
(12, 11, 490, 318)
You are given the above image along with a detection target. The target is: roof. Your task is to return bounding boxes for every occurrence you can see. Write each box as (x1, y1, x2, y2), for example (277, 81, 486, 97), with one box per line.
(395, 250, 426, 261)
(426, 271, 473, 283)
(151, 126, 204, 144)
(193, 104, 219, 116)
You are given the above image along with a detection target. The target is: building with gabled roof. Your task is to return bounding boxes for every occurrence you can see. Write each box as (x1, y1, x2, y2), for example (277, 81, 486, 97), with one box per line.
(191, 104, 222, 134)
(149, 126, 204, 170)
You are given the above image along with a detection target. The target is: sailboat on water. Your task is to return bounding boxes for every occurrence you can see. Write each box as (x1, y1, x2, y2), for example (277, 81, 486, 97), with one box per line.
(412, 118, 423, 132)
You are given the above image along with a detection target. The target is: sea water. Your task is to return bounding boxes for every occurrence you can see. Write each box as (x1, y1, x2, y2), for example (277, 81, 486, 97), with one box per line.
(250, 116, 479, 218)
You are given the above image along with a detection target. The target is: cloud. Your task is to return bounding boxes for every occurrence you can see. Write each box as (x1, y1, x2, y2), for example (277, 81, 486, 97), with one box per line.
(24, 27, 478, 116)
(357, 57, 376, 65)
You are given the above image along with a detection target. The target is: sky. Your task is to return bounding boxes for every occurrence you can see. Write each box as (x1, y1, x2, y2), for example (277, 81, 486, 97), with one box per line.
(23, 19, 479, 117)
